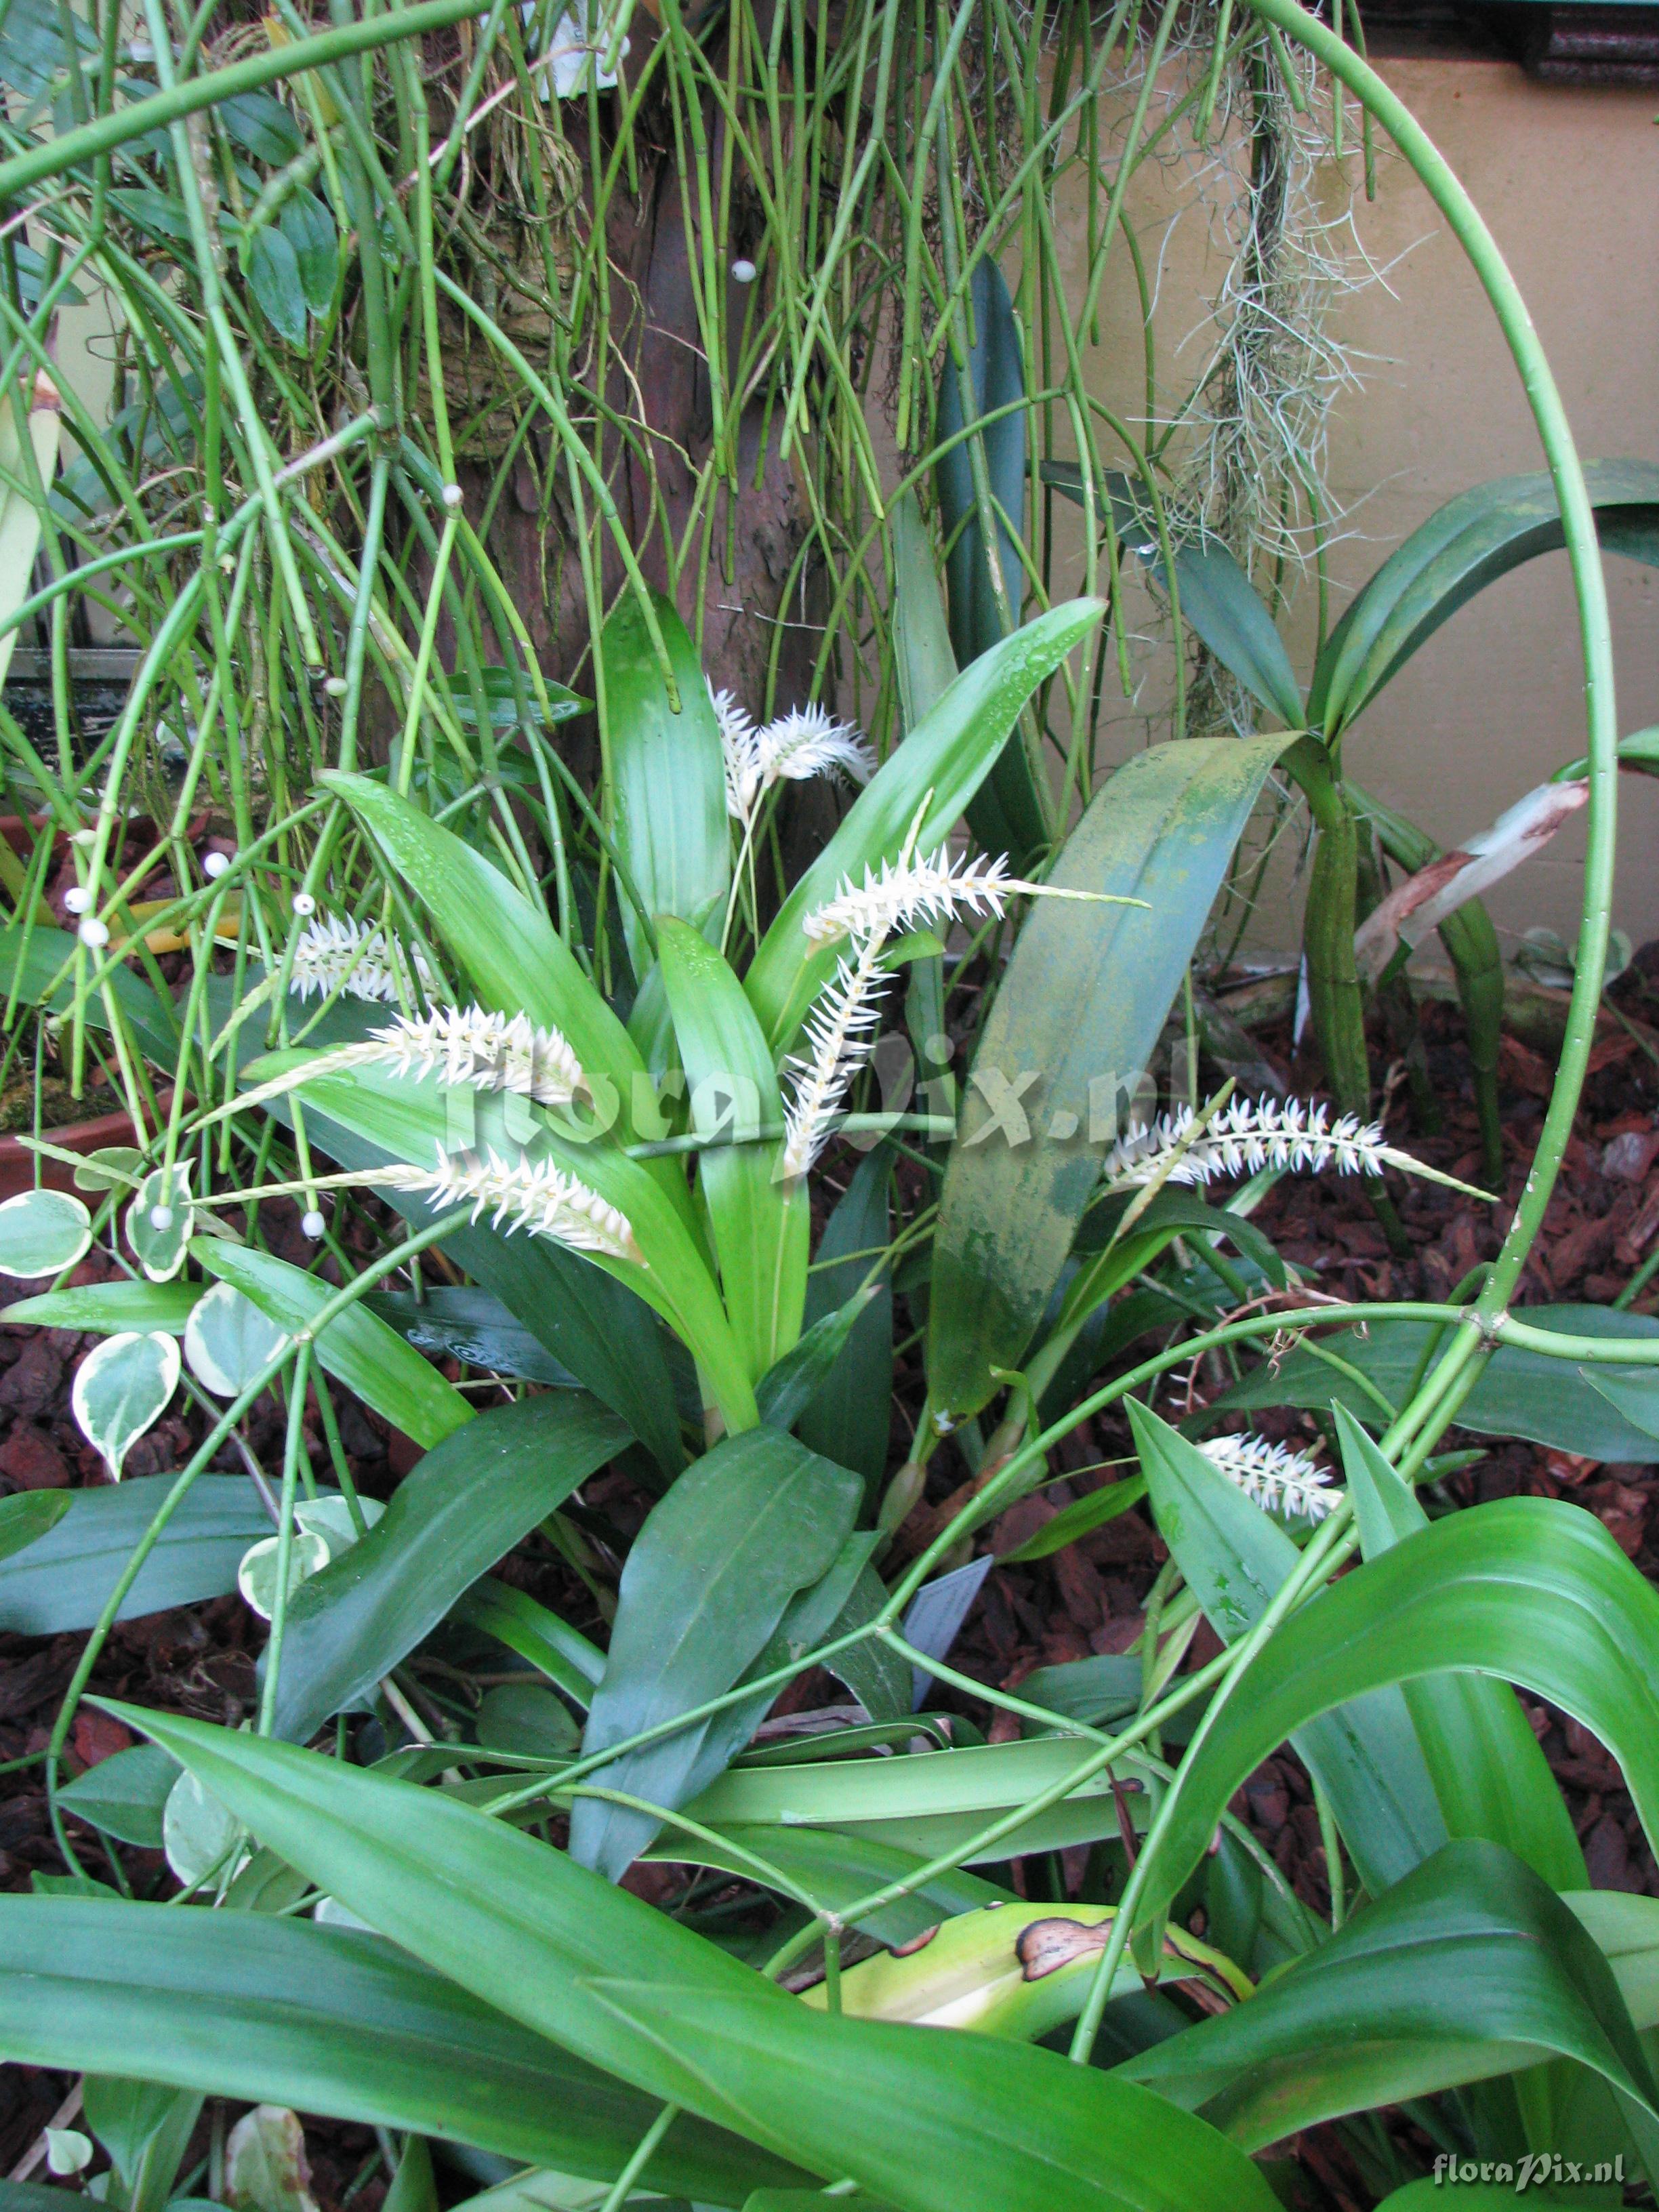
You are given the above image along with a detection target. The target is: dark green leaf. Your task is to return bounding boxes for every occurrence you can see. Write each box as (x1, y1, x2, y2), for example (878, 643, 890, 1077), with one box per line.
(0, 1896, 797, 2205)
(0, 1489, 70, 1563)
(1336, 1406, 1586, 1889)
(1168, 539, 1304, 731)
(571, 1429, 861, 1878)
(796, 1145, 895, 1499)
(0, 1476, 269, 1634)
(1311, 460, 1659, 736)
(1120, 1839, 1659, 2150)
(586, 1978, 1278, 2212)
(89, 1710, 815, 2167)
(1126, 1494, 1659, 1936)
(278, 187, 336, 314)
(244, 227, 306, 346)
(217, 91, 303, 163)
(1209, 1305, 1659, 1462)
(935, 258, 1048, 864)
(476, 1682, 580, 1758)
(57, 1744, 180, 1847)
(449, 665, 586, 731)
(928, 734, 1294, 1421)
(364, 1287, 580, 1387)
(1131, 1402, 1447, 1898)
(268, 1393, 628, 1743)
(756, 1290, 875, 1433)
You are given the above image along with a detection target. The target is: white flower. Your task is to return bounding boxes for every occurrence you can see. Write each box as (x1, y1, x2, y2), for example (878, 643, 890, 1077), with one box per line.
(1101, 1096, 1391, 1191)
(802, 847, 1124, 949)
(368, 1006, 586, 1107)
(382, 1147, 638, 1262)
(288, 913, 438, 1006)
(1199, 1433, 1342, 1522)
(1101, 1095, 1493, 1201)
(717, 685, 875, 825)
(780, 943, 892, 1179)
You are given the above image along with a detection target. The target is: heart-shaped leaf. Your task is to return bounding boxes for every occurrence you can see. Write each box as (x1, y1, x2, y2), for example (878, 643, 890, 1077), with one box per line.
(184, 1279, 291, 1397)
(125, 1162, 194, 1283)
(0, 1187, 91, 1279)
(71, 1331, 180, 1480)
(237, 1529, 332, 1622)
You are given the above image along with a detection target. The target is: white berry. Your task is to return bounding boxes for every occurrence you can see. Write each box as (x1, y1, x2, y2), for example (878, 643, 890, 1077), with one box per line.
(148, 1205, 173, 1231)
(203, 851, 231, 880)
(293, 891, 316, 916)
(62, 886, 91, 914)
(324, 676, 348, 698)
(441, 483, 464, 508)
(77, 918, 109, 948)
(301, 1210, 326, 1240)
(731, 258, 757, 284)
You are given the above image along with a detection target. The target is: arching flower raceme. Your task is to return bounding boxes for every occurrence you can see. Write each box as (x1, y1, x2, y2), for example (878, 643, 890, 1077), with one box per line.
(802, 847, 1124, 949)
(382, 1148, 638, 1262)
(288, 912, 437, 1005)
(367, 1006, 586, 1107)
(780, 944, 893, 1179)
(224, 1006, 589, 1132)
(1198, 1432, 1342, 1522)
(1099, 1094, 1490, 1200)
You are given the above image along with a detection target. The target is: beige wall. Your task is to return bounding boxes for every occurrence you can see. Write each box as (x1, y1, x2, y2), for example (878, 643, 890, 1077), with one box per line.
(1052, 51, 1659, 962)
(1319, 58, 1659, 959)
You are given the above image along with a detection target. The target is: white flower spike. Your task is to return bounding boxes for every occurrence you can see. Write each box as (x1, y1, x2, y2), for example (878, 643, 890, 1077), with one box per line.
(1100, 1094, 1492, 1202)
(383, 1148, 639, 1263)
(1199, 1433, 1341, 1522)
(802, 847, 1115, 949)
(780, 948, 893, 1179)
(288, 913, 438, 1006)
(368, 1006, 586, 1107)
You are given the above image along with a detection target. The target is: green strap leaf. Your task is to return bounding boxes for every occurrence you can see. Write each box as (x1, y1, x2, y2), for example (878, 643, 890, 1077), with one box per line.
(683, 1734, 1161, 1868)
(1336, 1405, 1586, 1889)
(87, 1708, 808, 2162)
(570, 1428, 861, 1879)
(268, 1393, 630, 1744)
(1311, 459, 1659, 735)
(657, 916, 807, 1377)
(0, 1896, 800, 2205)
(935, 257, 1050, 867)
(1, 1280, 201, 1334)
(601, 590, 730, 979)
(927, 733, 1295, 1422)
(582, 1978, 1279, 2212)
(192, 1238, 472, 1450)
(1166, 539, 1305, 731)
(0, 1475, 269, 1634)
(1130, 1401, 1448, 1899)
(795, 1145, 895, 1500)
(1126, 1494, 1659, 1936)
(1120, 1839, 1659, 2152)
(744, 600, 1104, 1052)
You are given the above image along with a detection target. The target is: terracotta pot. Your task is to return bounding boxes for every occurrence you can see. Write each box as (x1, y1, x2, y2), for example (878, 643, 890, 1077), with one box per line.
(0, 1101, 153, 1204)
